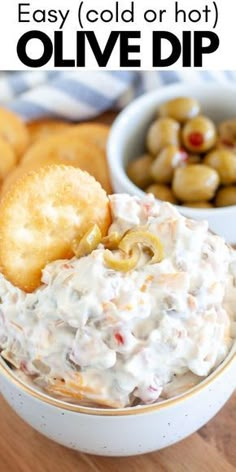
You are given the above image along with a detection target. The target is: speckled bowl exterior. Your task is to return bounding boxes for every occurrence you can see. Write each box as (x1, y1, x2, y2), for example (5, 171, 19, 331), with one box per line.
(107, 83, 236, 244)
(0, 342, 235, 457)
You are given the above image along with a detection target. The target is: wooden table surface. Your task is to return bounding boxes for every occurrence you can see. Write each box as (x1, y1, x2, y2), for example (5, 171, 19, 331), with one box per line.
(0, 393, 235, 471)
(0, 112, 235, 471)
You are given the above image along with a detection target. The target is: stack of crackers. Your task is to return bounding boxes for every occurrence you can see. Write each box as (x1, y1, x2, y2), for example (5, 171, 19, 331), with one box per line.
(0, 108, 113, 196)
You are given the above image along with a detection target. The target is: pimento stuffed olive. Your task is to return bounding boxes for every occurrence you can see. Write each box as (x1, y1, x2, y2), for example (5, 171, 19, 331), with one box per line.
(126, 96, 236, 208)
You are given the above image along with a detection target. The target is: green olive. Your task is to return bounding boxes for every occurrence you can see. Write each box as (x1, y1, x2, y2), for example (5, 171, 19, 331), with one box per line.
(218, 119, 236, 149)
(150, 145, 187, 184)
(216, 140, 236, 154)
(146, 184, 177, 204)
(204, 149, 236, 185)
(159, 97, 200, 123)
(146, 118, 180, 156)
(187, 154, 202, 165)
(127, 154, 153, 189)
(182, 116, 217, 153)
(183, 201, 213, 208)
(172, 165, 220, 202)
(215, 186, 236, 207)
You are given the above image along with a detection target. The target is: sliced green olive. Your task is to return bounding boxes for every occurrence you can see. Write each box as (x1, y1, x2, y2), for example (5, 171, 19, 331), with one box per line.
(104, 230, 164, 271)
(119, 230, 164, 264)
(102, 232, 123, 250)
(104, 246, 140, 272)
(72, 224, 102, 258)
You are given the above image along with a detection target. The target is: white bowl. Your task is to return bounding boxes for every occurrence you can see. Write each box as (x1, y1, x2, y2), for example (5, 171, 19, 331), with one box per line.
(107, 83, 236, 244)
(0, 345, 235, 456)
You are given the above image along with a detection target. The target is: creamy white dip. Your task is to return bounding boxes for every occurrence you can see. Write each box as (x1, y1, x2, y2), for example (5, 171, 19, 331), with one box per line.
(0, 195, 235, 408)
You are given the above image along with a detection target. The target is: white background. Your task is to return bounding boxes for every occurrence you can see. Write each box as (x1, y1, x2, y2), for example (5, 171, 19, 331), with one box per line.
(0, 0, 235, 70)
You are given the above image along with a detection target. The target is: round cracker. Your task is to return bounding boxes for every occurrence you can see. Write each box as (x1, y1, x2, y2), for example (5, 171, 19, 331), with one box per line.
(0, 138, 17, 181)
(27, 119, 73, 144)
(0, 108, 29, 159)
(65, 123, 110, 150)
(0, 165, 111, 292)
(21, 134, 113, 193)
(1, 164, 31, 196)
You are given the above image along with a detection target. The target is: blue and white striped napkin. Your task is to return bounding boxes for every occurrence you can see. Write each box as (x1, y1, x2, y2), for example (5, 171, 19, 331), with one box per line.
(0, 71, 235, 122)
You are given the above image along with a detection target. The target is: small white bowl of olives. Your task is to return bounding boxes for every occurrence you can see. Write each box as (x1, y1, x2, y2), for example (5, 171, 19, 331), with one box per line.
(107, 83, 236, 243)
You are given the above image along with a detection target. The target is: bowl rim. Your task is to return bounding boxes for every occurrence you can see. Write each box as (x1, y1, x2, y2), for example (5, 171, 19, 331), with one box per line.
(1, 342, 235, 417)
(107, 82, 236, 215)
(1, 83, 236, 416)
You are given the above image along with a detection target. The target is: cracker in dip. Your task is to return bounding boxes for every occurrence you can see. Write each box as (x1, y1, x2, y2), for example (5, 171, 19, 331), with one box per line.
(0, 195, 235, 408)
